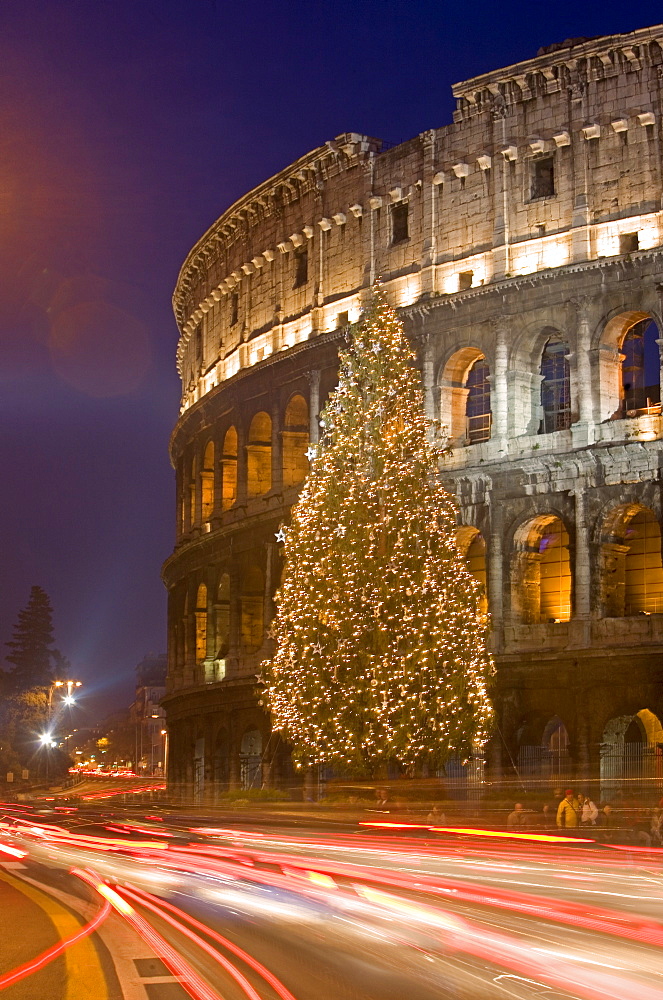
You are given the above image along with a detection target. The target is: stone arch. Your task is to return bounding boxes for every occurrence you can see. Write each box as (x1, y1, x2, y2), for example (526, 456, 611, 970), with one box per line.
(596, 311, 661, 422)
(600, 709, 663, 801)
(221, 426, 238, 510)
(517, 714, 571, 790)
(438, 346, 491, 445)
(282, 393, 309, 488)
(240, 566, 264, 651)
(511, 514, 572, 623)
(201, 440, 215, 521)
(456, 525, 487, 615)
(247, 412, 272, 496)
(239, 727, 263, 790)
(599, 502, 663, 617)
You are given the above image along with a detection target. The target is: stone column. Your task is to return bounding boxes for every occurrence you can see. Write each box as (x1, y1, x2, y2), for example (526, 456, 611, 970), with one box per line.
(574, 297, 594, 425)
(263, 542, 275, 641)
(271, 400, 282, 494)
(229, 563, 241, 664)
(419, 331, 436, 432)
(419, 130, 437, 297)
(489, 317, 508, 449)
(236, 421, 248, 503)
(307, 369, 321, 444)
(488, 501, 504, 643)
(573, 488, 591, 619)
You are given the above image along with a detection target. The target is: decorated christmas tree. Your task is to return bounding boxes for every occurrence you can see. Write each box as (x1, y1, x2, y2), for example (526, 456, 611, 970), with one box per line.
(260, 288, 493, 775)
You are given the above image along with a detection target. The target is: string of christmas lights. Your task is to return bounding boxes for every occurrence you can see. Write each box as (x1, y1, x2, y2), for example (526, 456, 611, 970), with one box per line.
(260, 287, 494, 775)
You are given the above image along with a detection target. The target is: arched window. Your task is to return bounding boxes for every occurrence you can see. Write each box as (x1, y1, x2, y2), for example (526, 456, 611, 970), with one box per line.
(221, 427, 238, 510)
(540, 337, 571, 432)
(240, 567, 264, 650)
(195, 583, 207, 664)
(512, 515, 571, 624)
(201, 441, 215, 521)
(624, 509, 663, 614)
(621, 319, 661, 417)
(465, 358, 491, 443)
(282, 394, 309, 488)
(456, 526, 488, 615)
(438, 347, 490, 447)
(247, 412, 272, 496)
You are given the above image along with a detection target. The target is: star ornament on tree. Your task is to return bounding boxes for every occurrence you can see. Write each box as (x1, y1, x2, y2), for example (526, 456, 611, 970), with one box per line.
(306, 445, 317, 461)
(275, 526, 287, 544)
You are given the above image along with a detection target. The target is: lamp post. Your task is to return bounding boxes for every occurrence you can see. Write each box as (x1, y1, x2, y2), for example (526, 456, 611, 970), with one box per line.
(44, 679, 82, 780)
(161, 729, 169, 780)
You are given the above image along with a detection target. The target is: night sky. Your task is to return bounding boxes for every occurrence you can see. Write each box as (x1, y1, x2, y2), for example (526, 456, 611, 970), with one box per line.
(0, 0, 659, 722)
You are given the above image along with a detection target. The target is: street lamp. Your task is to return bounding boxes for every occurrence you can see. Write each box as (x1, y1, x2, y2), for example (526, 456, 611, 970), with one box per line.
(49, 679, 82, 714)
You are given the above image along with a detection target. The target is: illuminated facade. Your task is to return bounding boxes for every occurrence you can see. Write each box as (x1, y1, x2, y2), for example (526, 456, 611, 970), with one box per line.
(164, 25, 663, 801)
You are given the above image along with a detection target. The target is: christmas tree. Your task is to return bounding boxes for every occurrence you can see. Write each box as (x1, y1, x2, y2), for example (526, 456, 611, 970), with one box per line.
(260, 289, 493, 775)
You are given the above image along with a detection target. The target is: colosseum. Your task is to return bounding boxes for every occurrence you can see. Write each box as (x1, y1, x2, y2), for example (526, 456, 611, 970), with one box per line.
(163, 24, 663, 803)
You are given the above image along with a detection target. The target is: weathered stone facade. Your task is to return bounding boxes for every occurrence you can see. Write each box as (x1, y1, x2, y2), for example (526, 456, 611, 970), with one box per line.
(164, 25, 663, 802)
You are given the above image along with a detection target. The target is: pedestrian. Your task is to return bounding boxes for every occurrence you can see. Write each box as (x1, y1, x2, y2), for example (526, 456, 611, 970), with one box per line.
(507, 802, 526, 827)
(579, 792, 599, 825)
(597, 803, 615, 827)
(650, 807, 662, 845)
(556, 788, 581, 829)
(374, 787, 390, 810)
(427, 805, 446, 825)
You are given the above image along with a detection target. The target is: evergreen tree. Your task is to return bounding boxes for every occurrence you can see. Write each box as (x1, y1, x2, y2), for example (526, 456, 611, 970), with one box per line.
(6, 586, 56, 690)
(260, 289, 493, 775)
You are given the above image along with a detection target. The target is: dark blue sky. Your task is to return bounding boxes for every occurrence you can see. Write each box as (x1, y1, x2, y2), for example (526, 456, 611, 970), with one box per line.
(0, 0, 659, 720)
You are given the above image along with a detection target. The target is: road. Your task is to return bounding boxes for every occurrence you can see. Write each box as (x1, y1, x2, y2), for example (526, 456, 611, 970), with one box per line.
(1, 800, 662, 1000)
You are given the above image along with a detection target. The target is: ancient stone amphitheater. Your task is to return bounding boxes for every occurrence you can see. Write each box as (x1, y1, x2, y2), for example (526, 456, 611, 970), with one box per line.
(163, 24, 663, 803)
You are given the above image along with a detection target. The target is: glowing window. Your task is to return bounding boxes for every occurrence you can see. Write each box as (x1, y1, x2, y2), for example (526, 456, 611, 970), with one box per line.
(540, 337, 571, 432)
(247, 412, 272, 496)
(221, 427, 238, 510)
(195, 583, 207, 664)
(282, 395, 309, 488)
(201, 441, 214, 520)
(539, 519, 571, 623)
(466, 358, 491, 443)
(624, 509, 663, 614)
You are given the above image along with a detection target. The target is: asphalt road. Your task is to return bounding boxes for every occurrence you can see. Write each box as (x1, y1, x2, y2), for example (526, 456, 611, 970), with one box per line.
(1, 801, 663, 1000)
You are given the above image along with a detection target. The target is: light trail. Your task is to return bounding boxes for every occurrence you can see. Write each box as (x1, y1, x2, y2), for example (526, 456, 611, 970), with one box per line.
(0, 891, 110, 991)
(71, 868, 225, 1000)
(118, 884, 298, 1000)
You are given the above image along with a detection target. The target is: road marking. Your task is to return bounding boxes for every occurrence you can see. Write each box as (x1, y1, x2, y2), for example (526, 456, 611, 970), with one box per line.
(0, 871, 108, 1000)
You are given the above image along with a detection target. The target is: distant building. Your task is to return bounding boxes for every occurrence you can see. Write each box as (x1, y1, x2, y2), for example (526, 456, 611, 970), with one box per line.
(164, 25, 663, 803)
(133, 653, 166, 774)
